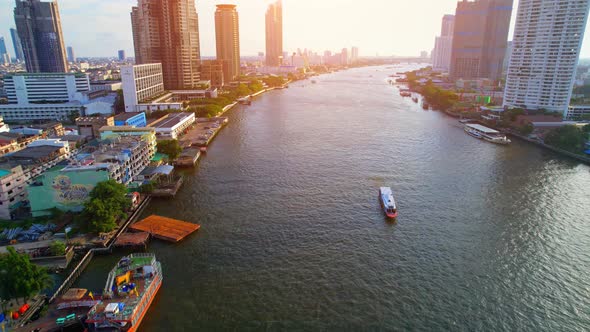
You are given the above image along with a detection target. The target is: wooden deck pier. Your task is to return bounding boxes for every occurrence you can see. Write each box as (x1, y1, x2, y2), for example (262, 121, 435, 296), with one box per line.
(129, 215, 200, 242)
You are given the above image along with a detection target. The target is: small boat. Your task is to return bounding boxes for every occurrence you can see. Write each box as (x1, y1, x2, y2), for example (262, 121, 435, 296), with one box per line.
(379, 187, 398, 219)
(200, 147, 207, 153)
(464, 123, 511, 144)
(311, 80, 317, 84)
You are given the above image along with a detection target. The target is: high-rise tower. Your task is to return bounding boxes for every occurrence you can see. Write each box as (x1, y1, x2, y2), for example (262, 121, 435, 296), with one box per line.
(9, 28, 24, 62)
(449, 0, 513, 81)
(265, 0, 283, 66)
(432, 14, 455, 72)
(215, 4, 240, 83)
(503, 0, 590, 114)
(131, 0, 201, 90)
(14, 0, 68, 73)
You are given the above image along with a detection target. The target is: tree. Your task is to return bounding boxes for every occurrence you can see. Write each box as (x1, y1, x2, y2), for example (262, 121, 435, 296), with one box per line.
(49, 240, 66, 256)
(544, 125, 586, 153)
(67, 110, 80, 124)
(157, 139, 183, 161)
(519, 123, 534, 136)
(235, 83, 251, 97)
(80, 180, 131, 233)
(0, 247, 53, 303)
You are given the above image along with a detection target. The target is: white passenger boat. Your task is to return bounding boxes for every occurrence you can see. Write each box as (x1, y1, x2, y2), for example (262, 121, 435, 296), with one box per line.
(464, 123, 511, 145)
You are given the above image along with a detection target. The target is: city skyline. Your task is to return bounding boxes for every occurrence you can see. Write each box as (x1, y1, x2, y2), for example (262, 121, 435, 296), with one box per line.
(3, 0, 590, 59)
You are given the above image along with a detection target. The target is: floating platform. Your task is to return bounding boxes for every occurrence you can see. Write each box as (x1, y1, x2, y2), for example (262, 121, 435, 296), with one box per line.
(130, 215, 200, 243)
(114, 232, 150, 248)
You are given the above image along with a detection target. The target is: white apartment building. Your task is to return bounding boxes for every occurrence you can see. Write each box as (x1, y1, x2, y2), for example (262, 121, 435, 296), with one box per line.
(121, 63, 165, 112)
(503, 0, 590, 115)
(0, 72, 90, 122)
(0, 165, 30, 220)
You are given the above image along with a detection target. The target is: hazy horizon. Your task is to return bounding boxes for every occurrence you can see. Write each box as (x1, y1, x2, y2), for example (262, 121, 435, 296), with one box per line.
(1, 0, 590, 59)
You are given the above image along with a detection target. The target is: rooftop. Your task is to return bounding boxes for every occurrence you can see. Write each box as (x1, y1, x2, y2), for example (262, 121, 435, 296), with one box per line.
(9, 145, 63, 160)
(114, 112, 143, 121)
(149, 112, 194, 129)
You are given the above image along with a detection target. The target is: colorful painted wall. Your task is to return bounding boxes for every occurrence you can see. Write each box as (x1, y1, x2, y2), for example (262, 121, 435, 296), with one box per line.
(28, 166, 110, 217)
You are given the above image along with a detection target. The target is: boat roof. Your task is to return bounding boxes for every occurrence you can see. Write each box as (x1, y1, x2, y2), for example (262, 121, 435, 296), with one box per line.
(465, 123, 500, 134)
(380, 187, 392, 193)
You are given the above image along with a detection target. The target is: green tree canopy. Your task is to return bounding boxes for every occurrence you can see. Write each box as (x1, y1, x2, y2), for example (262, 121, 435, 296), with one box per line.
(0, 247, 53, 302)
(157, 139, 183, 161)
(262, 76, 286, 87)
(544, 125, 586, 153)
(80, 180, 131, 233)
(235, 83, 251, 97)
(49, 240, 66, 256)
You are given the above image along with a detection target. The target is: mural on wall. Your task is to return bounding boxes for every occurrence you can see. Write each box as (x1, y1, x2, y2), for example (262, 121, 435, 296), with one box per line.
(52, 175, 92, 205)
(28, 167, 110, 217)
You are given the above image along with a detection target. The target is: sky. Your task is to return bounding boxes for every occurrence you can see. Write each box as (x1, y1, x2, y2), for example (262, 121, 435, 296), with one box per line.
(1, 0, 590, 58)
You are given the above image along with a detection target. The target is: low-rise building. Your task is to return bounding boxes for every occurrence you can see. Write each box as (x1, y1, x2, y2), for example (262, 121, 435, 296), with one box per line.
(200, 60, 228, 88)
(0, 164, 30, 220)
(28, 135, 155, 216)
(76, 116, 115, 138)
(114, 112, 147, 128)
(0, 139, 72, 219)
(565, 105, 590, 121)
(90, 81, 122, 92)
(148, 112, 195, 139)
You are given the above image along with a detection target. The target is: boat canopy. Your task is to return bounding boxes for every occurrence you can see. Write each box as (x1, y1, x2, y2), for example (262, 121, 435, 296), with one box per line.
(465, 124, 500, 134)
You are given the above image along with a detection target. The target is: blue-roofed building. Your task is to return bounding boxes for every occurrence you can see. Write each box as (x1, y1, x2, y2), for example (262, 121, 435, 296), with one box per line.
(114, 112, 147, 128)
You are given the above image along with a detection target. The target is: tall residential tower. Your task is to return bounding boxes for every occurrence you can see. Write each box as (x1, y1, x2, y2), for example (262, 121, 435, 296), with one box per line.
(14, 0, 68, 73)
(449, 0, 513, 81)
(10, 28, 24, 62)
(265, 0, 283, 66)
(432, 15, 455, 72)
(131, 0, 201, 90)
(215, 4, 240, 82)
(503, 0, 590, 114)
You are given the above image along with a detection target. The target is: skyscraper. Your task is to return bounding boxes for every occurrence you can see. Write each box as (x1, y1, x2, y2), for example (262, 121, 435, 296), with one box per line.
(351, 47, 359, 64)
(67, 46, 75, 63)
(131, 0, 201, 90)
(14, 0, 69, 73)
(10, 28, 24, 62)
(432, 14, 454, 72)
(341, 48, 349, 65)
(215, 4, 240, 83)
(449, 0, 512, 81)
(265, 0, 283, 66)
(504, 0, 590, 114)
(118, 50, 126, 61)
(0, 37, 9, 65)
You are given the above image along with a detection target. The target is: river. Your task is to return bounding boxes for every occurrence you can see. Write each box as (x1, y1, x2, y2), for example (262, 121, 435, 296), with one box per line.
(76, 65, 590, 331)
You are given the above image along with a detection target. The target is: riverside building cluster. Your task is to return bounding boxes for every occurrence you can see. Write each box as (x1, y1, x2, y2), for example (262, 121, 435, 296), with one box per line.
(430, 0, 590, 121)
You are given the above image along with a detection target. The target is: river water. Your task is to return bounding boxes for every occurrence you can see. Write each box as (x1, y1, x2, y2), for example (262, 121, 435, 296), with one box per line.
(76, 65, 590, 331)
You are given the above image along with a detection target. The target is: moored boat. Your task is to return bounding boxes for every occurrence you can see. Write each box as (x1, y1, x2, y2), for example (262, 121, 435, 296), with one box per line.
(86, 253, 162, 332)
(379, 187, 398, 219)
(463, 123, 510, 144)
